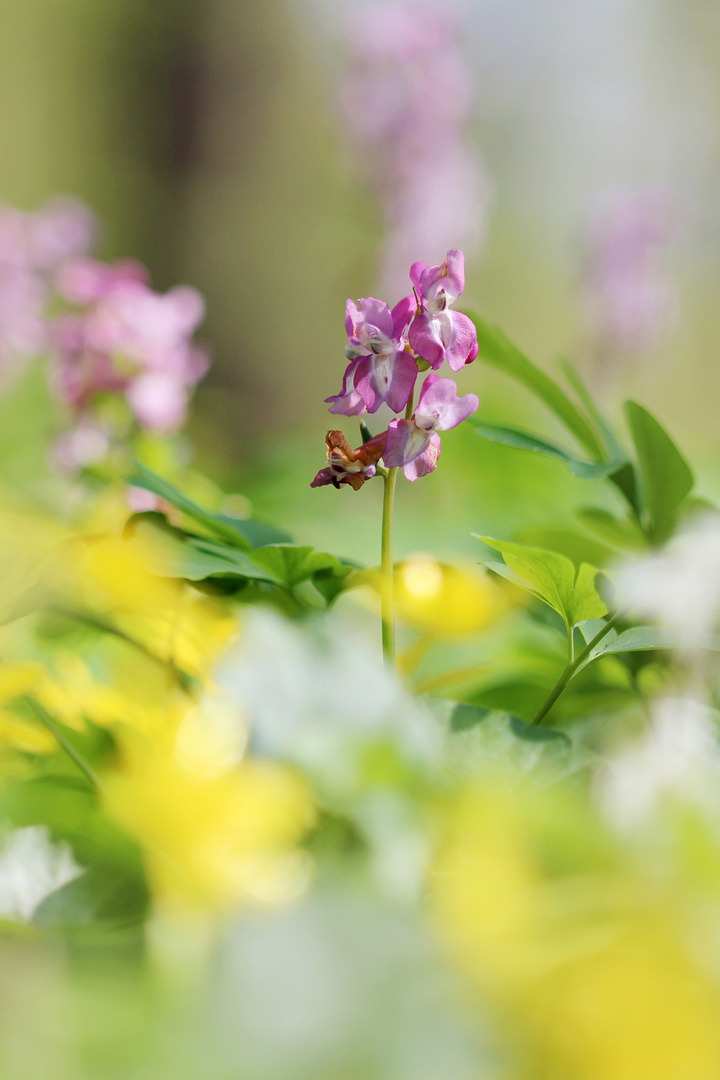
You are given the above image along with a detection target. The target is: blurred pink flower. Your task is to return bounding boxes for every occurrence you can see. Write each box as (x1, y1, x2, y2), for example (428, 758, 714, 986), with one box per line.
(51, 271, 209, 435)
(0, 198, 96, 384)
(53, 419, 111, 473)
(339, 1, 491, 296)
(582, 187, 679, 362)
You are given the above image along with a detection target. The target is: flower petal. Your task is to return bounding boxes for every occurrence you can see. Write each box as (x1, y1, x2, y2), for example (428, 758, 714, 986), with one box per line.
(391, 293, 416, 339)
(403, 432, 442, 481)
(384, 418, 431, 468)
(354, 350, 417, 414)
(345, 297, 394, 344)
(408, 309, 478, 371)
(310, 467, 337, 489)
(325, 359, 366, 415)
(407, 312, 446, 369)
(416, 373, 479, 431)
(444, 310, 479, 371)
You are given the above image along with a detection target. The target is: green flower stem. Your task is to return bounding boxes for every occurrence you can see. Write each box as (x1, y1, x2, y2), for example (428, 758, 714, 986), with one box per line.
(25, 695, 103, 791)
(379, 386, 417, 668)
(531, 613, 622, 726)
(380, 466, 398, 668)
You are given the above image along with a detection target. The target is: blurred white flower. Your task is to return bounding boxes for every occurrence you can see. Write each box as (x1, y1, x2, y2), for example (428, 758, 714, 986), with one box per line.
(217, 610, 439, 794)
(599, 696, 720, 829)
(0, 826, 83, 922)
(614, 515, 720, 650)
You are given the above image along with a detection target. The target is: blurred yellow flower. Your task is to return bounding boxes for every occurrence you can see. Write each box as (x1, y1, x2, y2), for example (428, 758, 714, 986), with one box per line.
(434, 784, 720, 1080)
(358, 555, 514, 640)
(0, 661, 55, 756)
(117, 591, 238, 679)
(103, 732, 315, 912)
(394, 555, 512, 637)
(35, 651, 186, 738)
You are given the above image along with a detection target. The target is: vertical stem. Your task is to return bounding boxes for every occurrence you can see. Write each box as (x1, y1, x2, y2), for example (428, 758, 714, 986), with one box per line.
(531, 613, 622, 726)
(381, 466, 398, 668)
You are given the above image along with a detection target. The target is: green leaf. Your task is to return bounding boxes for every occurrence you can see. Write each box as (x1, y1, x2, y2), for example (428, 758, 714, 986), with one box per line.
(123, 517, 356, 603)
(128, 463, 290, 549)
(624, 401, 694, 543)
(237, 545, 356, 594)
(122, 514, 253, 580)
(558, 358, 627, 461)
(575, 507, 647, 552)
(442, 705, 595, 785)
(517, 527, 614, 570)
(471, 418, 620, 478)
(475, 535, 608, 629)
(579, 624, 720, 666)
(358, 419, 374, 445)
(311, 563, 357, 604)
(34, 866, 150, 931)
(187, 540, 287, 585)
(464, 313, 605, 459)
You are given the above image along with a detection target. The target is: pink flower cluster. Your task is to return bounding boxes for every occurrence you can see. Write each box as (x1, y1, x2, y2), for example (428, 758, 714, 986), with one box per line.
(581, 188, 678, 363)
(313, 249, 479, 487)
(0, 199, 96, 386)
(0, 198, 210, 472)
(52, 257, 208, 434)
(340, 2, 491, 297)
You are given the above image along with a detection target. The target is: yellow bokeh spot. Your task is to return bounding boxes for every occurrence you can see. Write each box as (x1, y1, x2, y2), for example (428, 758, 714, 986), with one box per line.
(393, 555, 512, 637)
(103, 733, 316, 912)
(434, 785, 720, 1080)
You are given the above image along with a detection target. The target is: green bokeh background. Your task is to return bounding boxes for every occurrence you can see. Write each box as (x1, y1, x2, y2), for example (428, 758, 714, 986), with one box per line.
(2, 0, 720, 564)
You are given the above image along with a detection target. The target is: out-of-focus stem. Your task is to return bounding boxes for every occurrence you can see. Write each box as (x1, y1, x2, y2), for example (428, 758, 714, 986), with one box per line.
(379, 382, 415, 668)
(381, 467, 398, 668)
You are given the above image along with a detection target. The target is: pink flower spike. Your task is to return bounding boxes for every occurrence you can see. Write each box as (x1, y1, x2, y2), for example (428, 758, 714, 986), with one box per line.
(414, 372, 479, 430)
(384, 419, 441, 481)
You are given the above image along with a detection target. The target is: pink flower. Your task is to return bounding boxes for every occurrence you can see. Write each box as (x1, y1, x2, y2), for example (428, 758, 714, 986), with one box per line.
(26, 199, 96, 271)
(0, 198, 96, 385)
(408, 249, 478, 371)
(383, 372, 478, 481)
(55, 257, 149, 305)
(326, 295, 417, 415)
(0, 199, 95, 272)
(126, 372, 188, 432)
(53, 420, 111, 473)
(338, 3, 490, 296)
(582, 187, 678, 361)
(50, 266, 209, 435)
(0, 268, 47, 382)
